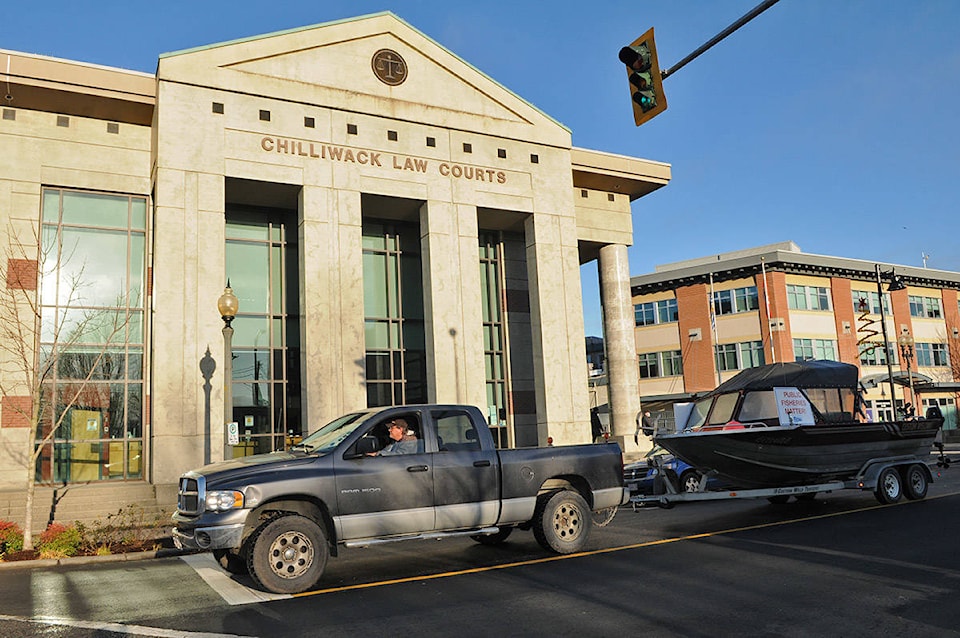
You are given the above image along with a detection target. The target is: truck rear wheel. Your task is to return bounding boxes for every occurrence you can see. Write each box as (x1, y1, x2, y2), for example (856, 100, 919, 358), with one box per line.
(247, 514, 328, 594)
(533, 490, 592, 554)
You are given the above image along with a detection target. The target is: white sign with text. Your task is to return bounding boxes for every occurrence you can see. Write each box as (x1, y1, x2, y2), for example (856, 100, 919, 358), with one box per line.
(773, 387, 814, 426)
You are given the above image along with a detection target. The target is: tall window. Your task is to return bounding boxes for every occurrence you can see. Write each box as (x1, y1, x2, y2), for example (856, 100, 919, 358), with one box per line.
(916, 342, 949, 367)
(638, 350, 682, 378)
(38, 188, 145, 482)
(713, 286, 758, 316)
(363, 221, 427, 407)
(788, 285, 831, 311)
(909, 295, 942, 318)
(852, 290, 890, 315)
(793, 338, 838, 361)
(859, 342, 896, 366)
(715, 341, 765, 371)
(480, 233, 510, 447)
(634, 299, 678, 326)
(225, 208, 301, 456)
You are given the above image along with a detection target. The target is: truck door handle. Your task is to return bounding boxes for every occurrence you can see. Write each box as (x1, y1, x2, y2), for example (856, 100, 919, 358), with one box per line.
(407, 465, 429, 472)
(473, 460, 491, 467)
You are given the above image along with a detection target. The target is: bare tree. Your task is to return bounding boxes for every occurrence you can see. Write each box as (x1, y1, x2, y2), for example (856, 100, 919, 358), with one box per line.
(0, 225, 130, 550)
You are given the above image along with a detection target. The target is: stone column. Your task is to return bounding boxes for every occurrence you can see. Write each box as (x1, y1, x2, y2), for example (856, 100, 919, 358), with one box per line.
(298, 186, 365, 430)
(598, 243, 640, 450)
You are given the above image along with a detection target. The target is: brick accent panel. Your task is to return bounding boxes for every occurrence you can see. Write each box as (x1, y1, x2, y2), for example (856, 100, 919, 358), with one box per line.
(831, 277, 859, 366)
(2, 395, 33, 428)
(676, 283, 716, 393)
(757, 271, 793, 363)
(6, 258, 38, 291)
(889, 289, 913, 371)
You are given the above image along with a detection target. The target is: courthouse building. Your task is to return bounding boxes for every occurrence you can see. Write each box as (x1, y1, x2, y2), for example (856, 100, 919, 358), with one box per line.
(632, 242, 960, 435)
(0, 12, 669, 522)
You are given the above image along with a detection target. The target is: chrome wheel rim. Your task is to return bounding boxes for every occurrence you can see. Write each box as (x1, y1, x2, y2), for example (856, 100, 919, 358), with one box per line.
(268, 531, 314, 579)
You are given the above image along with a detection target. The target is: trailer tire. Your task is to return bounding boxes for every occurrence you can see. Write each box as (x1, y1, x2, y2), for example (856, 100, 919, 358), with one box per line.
(902, 464, 928, 501)
(875, 467, 903, 504)
(591, 506, 618, 527)
(213, 548, 248, 575)
(533, 490, 592, 554)
(247, 514, 328, 594)
(679, 470, 702, 493)
(795, 492, 817, 502)
(471, 526, 513, 545)
(767, 495, 791, 504)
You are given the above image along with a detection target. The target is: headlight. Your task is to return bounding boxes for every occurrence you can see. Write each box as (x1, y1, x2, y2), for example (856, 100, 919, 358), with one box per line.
(205, 490, 244, 512)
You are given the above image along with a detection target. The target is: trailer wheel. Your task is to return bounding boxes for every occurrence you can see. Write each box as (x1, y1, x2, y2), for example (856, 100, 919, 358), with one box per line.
(767, 495, 791, 504)
(902, 464, 928, 501)
(591, 506, 618, 527)
(679, 470, 702, 493)
(213, 548, 248, 575)
(795, 492, 817, 502)
(533, 490, 592, 554)
(247, 514, 328, 594)
(875, 467, 903, 504)
(471, 526, 513, 545)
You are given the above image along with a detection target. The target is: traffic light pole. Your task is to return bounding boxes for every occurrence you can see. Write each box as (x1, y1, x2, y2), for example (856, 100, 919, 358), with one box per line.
(661, 0, 781, 81)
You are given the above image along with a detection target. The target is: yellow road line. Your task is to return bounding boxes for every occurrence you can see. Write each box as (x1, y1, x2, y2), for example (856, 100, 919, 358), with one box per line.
(293, 489, 959, 599)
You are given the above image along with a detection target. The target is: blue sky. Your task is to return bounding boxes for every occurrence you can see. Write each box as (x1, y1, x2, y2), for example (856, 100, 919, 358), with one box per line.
(5, 1, 958, 336)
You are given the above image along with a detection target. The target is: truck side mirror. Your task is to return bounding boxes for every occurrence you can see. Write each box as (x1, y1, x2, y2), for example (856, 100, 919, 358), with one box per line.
(347, 435, 380, 459)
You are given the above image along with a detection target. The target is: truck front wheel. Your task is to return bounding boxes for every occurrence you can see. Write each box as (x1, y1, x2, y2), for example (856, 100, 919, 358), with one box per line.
(533, 490, 592, 554)
(247, 514, 329, 594)
(213, 548, 248, 575)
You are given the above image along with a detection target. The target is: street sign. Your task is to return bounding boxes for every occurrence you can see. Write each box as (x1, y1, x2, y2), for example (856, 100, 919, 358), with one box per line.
(227, 421, 240, 445)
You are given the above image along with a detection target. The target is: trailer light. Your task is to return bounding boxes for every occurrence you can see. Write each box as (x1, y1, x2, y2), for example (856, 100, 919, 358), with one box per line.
(206, 490, 244, 511)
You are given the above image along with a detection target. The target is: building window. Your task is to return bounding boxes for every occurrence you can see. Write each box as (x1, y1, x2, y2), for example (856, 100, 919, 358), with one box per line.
(787, 285, 831, 311)
(225, 208, 302, 456)
(852, 290, 890, 315)
(37, 188, 146, 482)
(638, 350, 682, 378)
(916, 342, 949, 367)
(793, 338, 838, 362)
(634, 298, 678, 326)
(362, 221, 427, 408)
(859, 341, 896, 366)
(480, 233, 510, 448)
(909, 295, 942, 318)
(712, 286, 759, 316)
(714, 341, 765, 372)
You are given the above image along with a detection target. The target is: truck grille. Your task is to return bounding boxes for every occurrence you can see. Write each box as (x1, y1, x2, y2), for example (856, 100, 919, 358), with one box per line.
(177, 472, 205, 515)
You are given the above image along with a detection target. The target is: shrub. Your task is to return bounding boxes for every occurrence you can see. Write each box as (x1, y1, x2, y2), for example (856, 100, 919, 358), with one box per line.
(37, 523, 82, 559)
(77, 504, 169, 554)
(0, 520, 25, 557)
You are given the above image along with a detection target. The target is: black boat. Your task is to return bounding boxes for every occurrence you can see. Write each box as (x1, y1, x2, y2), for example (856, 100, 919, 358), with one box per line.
(655, 360, 943, 488)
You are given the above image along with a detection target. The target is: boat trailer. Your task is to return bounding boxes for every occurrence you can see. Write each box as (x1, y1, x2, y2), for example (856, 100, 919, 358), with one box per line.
(630, 454, 941, 510)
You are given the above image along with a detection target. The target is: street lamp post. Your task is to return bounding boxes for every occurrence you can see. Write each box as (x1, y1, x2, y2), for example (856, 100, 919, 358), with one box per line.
(874, 265, 899, 415)
(218, 282, 239, 458)
(898, 332, 915, 416)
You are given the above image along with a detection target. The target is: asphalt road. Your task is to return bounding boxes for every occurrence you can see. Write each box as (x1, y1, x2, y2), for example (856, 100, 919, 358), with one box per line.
(1, 459, 959, 637)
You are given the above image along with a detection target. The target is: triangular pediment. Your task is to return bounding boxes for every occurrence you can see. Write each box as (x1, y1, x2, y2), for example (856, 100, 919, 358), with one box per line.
(158, 12, 568, 145)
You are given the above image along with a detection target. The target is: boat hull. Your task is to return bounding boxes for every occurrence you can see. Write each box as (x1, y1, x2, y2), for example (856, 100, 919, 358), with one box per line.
(655, 419, 940, 488)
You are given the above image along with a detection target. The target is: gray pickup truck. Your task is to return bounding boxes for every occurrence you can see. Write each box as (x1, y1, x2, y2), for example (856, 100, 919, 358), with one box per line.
(173, 404, 627, 593)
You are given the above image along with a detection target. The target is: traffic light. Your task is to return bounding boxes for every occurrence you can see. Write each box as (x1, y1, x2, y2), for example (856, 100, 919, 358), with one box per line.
(618, 28, 667, 127)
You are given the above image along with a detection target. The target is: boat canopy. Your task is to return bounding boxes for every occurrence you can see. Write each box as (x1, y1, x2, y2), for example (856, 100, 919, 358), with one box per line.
(706, 360, 859, 397)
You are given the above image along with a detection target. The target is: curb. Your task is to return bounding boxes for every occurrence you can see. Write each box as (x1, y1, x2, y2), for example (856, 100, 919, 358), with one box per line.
(0, 545, 187, 571)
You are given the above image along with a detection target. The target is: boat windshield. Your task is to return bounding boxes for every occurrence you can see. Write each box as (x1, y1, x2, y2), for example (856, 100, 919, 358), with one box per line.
(805, 387, 857, 423)
(739, 390, 779, 423)
(685, 398, 713, 430)
(290, 412, 370, 454)
(708, 393, 739, 425)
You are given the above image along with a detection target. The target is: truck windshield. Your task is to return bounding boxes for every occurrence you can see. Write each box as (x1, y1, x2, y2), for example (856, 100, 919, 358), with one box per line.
(291, 412, 369, 454)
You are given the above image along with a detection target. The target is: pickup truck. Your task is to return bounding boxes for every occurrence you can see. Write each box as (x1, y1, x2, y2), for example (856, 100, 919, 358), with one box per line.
(173, 404, 627, 594)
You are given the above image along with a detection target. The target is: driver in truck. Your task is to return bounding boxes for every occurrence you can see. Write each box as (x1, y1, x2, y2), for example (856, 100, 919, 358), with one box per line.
(377, 418, 419, 455)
